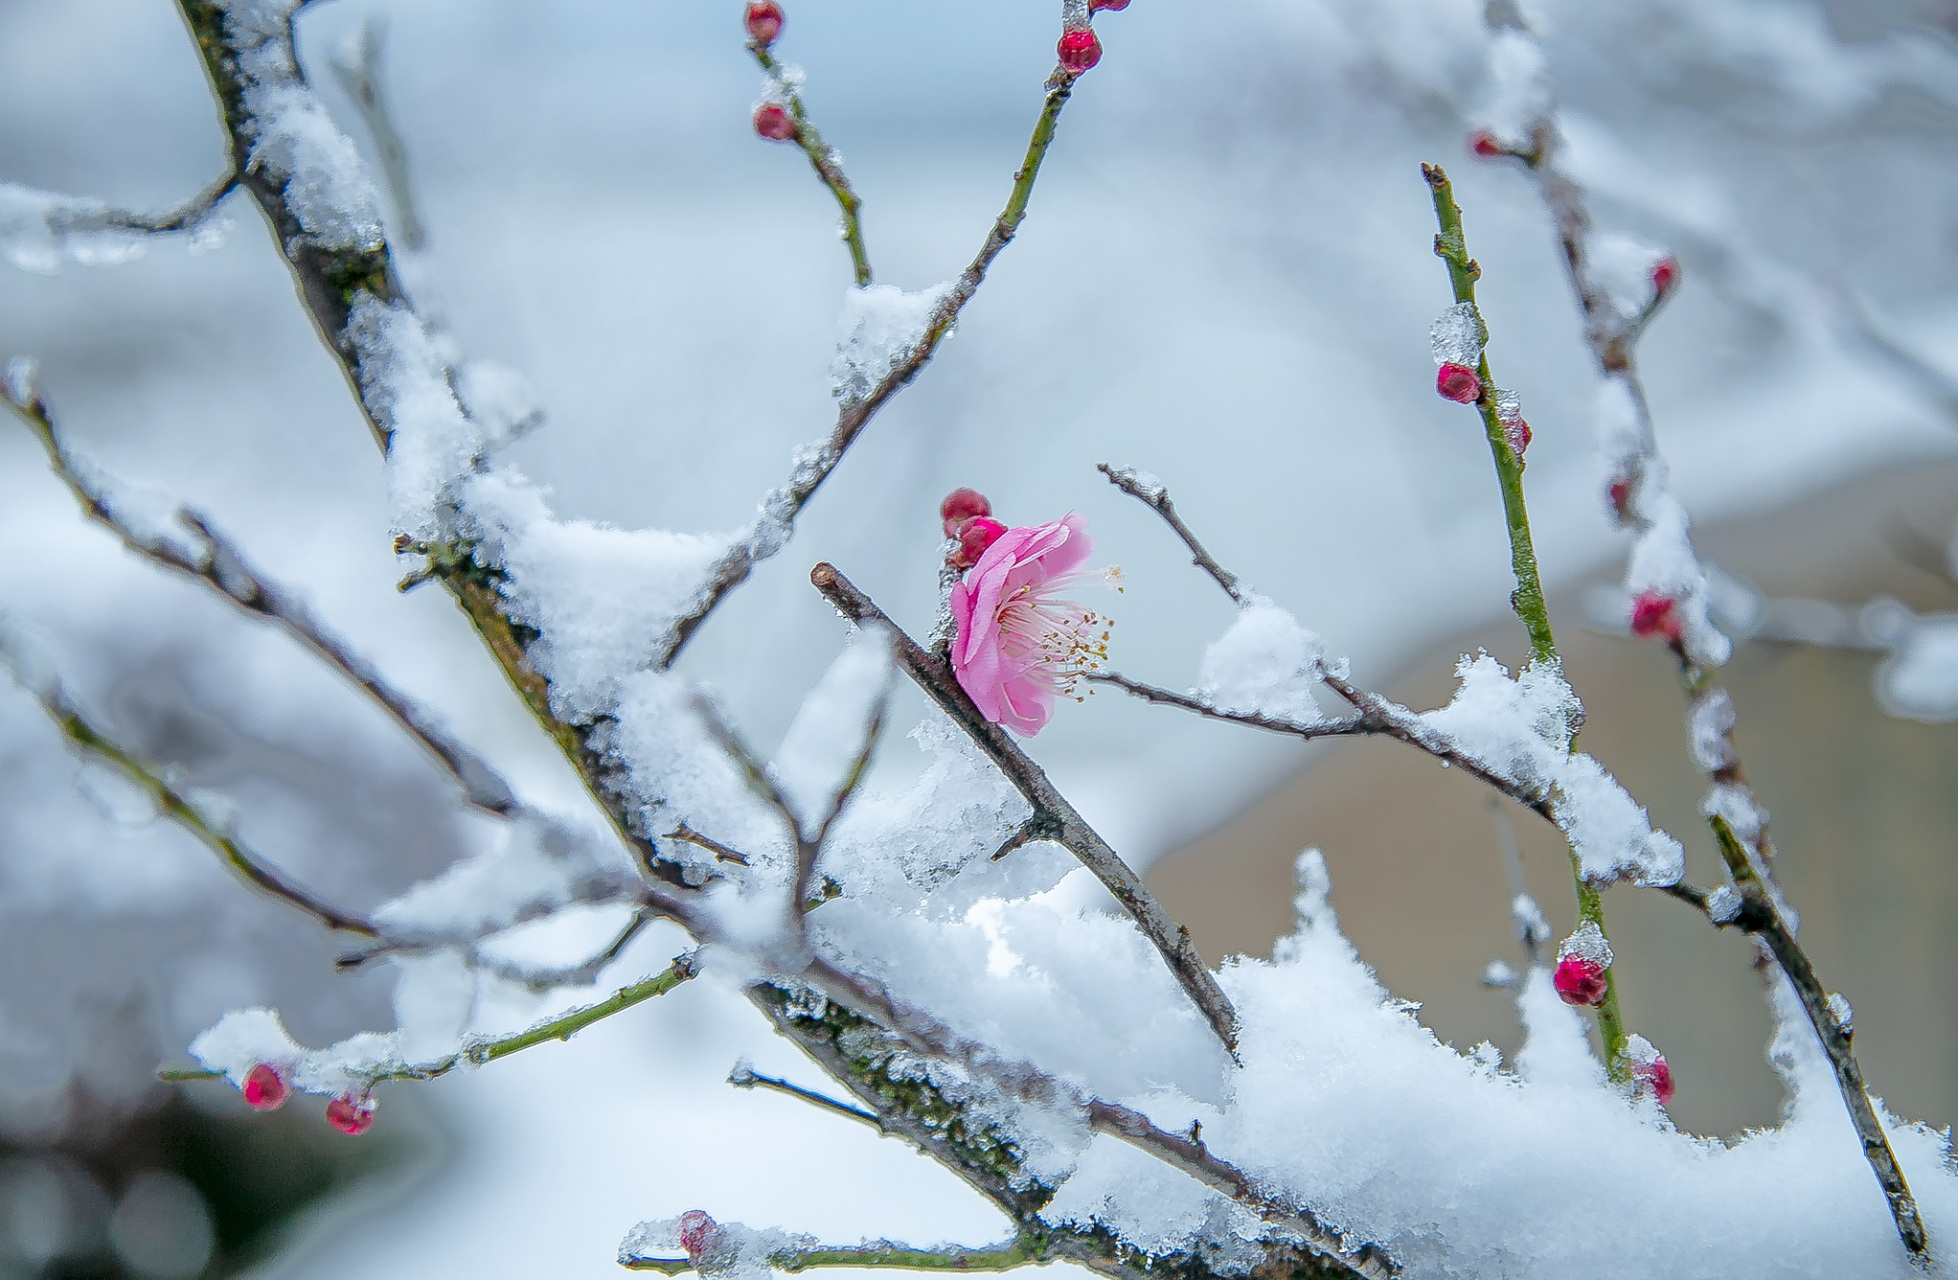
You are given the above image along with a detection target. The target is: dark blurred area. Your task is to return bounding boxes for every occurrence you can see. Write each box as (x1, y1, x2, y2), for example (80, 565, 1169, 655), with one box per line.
(0, 1087, 428, 1280)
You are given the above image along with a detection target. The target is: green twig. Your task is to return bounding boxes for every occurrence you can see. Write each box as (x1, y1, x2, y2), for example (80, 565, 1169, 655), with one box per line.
(158, 953, 700, 1086)
(663, 72, 1077, 667)
(625, 1236, 1052, 1275)
(1422, 163, 1627, 1073)
(752, 45, 871, 286)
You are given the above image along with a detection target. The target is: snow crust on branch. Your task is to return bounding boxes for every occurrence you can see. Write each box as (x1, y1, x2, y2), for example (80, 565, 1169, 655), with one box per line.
(1196, 600, 1329, 724)
(215, 0, 385, 253)
(1420, 655, 1685, 887)
(1596, 378, 1730, 667)
(831, 282, 953, 408)
(1, 185, 168, 274)
(192, 1007, 412, 1099)
(371, 811, 629, 942)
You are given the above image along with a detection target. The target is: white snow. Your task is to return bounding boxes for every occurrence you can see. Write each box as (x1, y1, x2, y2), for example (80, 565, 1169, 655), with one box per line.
(1427, 301, 1488, 368)
(1875, 614, 1958, 722)
(1478, 27, 1551, 145)
(1195, 599, 1328, 723)
(830, 283, 953, 407)
(372, 812, 623, 942)
(1420, 655, 1685, 886)
(1687, 689, 1738, 773)
(1557, 920, 1614, 969)
(345, 296, 481, 539)
(215, 0, 385, 254)
(0, 184, 148, 274)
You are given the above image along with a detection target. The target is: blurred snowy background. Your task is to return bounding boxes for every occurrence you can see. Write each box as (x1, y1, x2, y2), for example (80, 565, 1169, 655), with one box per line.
(4, 0, 1958, 1276)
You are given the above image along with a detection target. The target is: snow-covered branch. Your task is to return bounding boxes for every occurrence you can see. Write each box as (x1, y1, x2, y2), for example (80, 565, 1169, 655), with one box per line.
(808, 561, 1242, 1053)
(4, 366, 516, 817)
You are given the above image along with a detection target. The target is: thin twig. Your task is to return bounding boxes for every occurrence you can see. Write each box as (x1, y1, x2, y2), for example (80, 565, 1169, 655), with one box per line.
(1422, 163, 1629, 1070)
(1087, 1101, 1397, 1280)
(95, 169, 240, 236)
(811, 685, 889, 850)
(625, 1237, 1050, 1275)
(5, 385, 516, 816)
(662, 73, 1080, 667)
(1086, 672, 1368, 739)
(478, 911, 651, 992)
(162, 952, 700, 1086)
(328, 18, 427, 250)
(750, 44, 871, 286)
(989, 813, 1061, 862)
(691, 693, 802, 836)
(35, 680, 376, 936)
(1097, 466, 1247, 604)
(809, 563, 1240, 1054)
(728, 1062, 885, 1132)
(1706, 818, 1926, 1257)
(668, 822, 752, 866)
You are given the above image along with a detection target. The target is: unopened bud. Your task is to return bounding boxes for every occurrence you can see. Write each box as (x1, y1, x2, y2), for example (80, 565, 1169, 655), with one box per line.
(744, 1, 784, 45)
(953, 516, 1007, 569)
(1650, 257, 1680, 297)
(940, 487, 992, 537)
(678, 1210, 726, 1263)
(325, 1092, 376, 1136)
(1058, 28, 1102, 74)
(242, 1063, 289, 1112)
(1629, 591, 1681, 643)
(753, 103, 797, 142)
(1436, 362, 1482, 404)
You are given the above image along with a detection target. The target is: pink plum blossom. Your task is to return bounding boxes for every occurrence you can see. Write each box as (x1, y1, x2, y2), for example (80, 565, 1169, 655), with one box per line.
(950, 514, 1111, 736)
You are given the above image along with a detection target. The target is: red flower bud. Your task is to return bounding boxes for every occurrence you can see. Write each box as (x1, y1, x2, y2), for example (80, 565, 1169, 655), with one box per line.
(325, 1093, 376, 1136)
(1469, 129, 1504, 159)
(1058, 28, 1102, 74)
(953, 517, 1007, 569)
(753, 103, 797, 143)
(1607, 475, 1633, 519)
(1553, 955, 1609, 1007)
(1436, 362, 1482, 404)
(679, 1210, 725, 1262)
(242, 1063, 290, 1112)
(1635, 1054, 1675, 1105)
(1505, 418, 1532, 456)
(940, 487, 993, 537)
(1629, 591, 1681, 643)
(1651, 257, 1680, 297)
(1089, 0, 1131, 10)
(744, 1, 784, 45)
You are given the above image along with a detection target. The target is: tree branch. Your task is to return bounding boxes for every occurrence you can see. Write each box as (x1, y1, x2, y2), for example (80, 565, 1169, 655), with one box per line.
(750, 44, 871, 286)
(1477, 17, 1928, 1253)
(728, 1062, 886, 1133)
(4, 380, 516, 816)
(661, 73, 1080, 666)
(1705, 818, 1926, 1257)
(327, 18, 425, 251)
(1422, 163, 1628, 1069)
(624, 1237, 1052, 1275)
(163, 952, 700, 1086)
(23, 676, 376, 936)
(1086, 1101, 1396, 1280)
(1097, 466, 1247, 604)
(809, 562, 1239, 1054)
